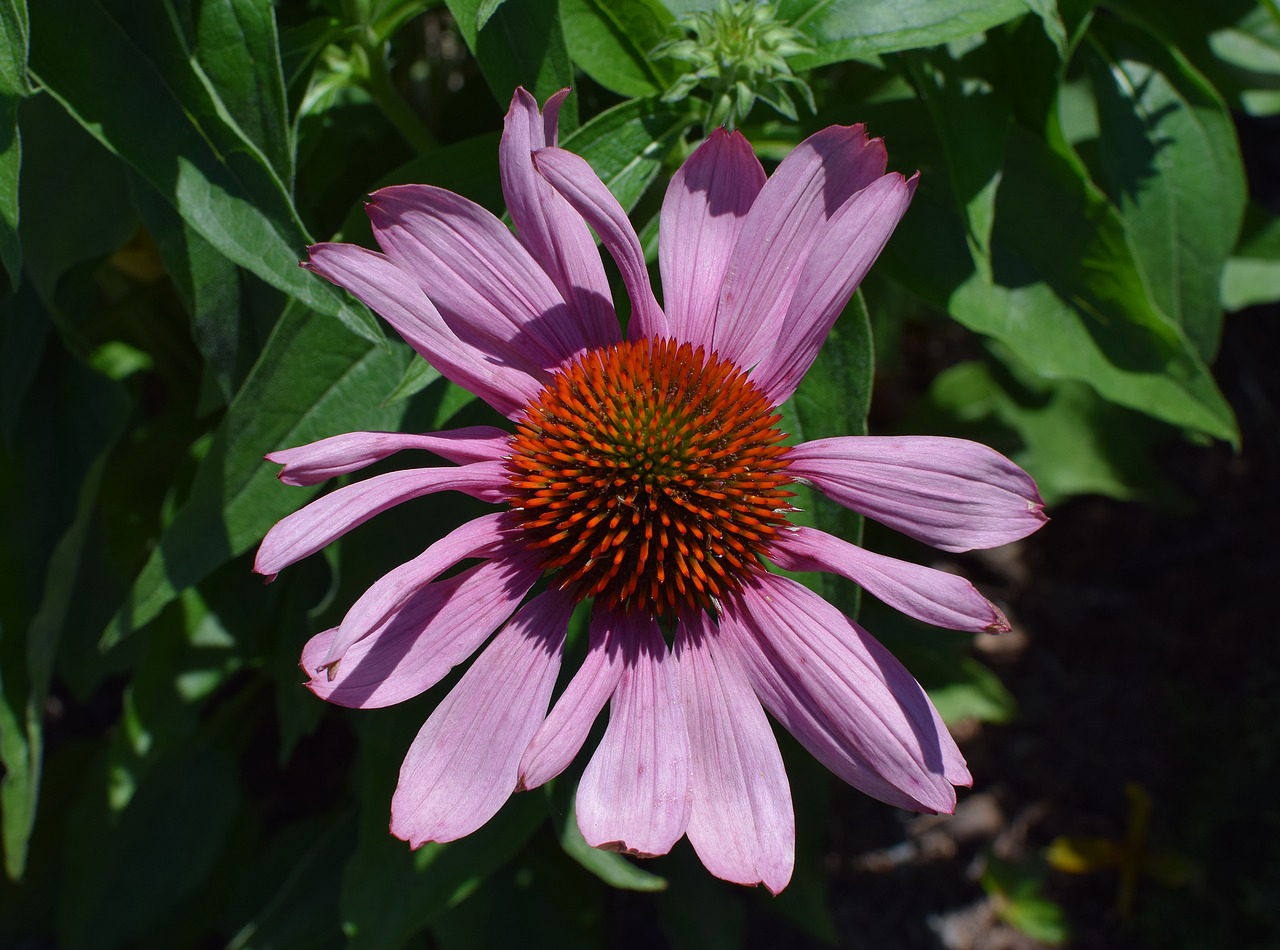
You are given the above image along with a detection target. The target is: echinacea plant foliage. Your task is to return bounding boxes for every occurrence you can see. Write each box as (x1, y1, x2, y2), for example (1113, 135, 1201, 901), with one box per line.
(0, 0, 1274, 947)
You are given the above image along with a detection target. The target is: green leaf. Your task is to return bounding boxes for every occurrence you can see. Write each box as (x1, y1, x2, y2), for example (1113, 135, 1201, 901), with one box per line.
(475, 0, 508, 31)
(101, 301, 411, 649)
(1083, 17, 1246, 361)
(27, 0, 381, 342)
(1222, 202, 1280, 311)
(879, 110, 1239, 445)
(561, 97, 693, 212)
(16, 93, 136, 309)
(1022, 0, 1067, 58)
(192, 0, 294, 186)
(445, 0, 575, 117)
(780, 0, 1030, 69)
(778, 291, 873, 618)
(922, 359, 1183, 506)
(906, 49, 1011, 282)
(0, 0, 28, 286)
(560, 0, 676, 98)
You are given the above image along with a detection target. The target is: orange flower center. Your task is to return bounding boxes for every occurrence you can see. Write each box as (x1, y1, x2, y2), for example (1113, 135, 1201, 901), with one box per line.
(507, 338, 794, 617)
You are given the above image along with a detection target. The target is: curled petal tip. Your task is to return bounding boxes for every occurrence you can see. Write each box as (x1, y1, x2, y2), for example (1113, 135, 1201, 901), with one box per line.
(986, 603, 1011, 634)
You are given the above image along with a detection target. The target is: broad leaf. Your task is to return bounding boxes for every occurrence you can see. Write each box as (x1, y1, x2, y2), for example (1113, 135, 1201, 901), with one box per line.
(780, 0, 1030, 69)
(0, 0, 28, 286)
(27, 0, 380, 342)
(445, 0, 575, 119)
(101, 301, 411, 649)
(1083, 18, 1246, 361)
(560, 0, 676, 98)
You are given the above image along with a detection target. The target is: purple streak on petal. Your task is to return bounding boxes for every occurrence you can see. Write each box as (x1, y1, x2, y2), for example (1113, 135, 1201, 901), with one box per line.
(266, 426, 512, 486)
(754, 173, 916, 404)
(676, 612, 794, 894)
(254, 460, 510, 579)
(304, 243, 536, 418)
(501, 89, 618, 349)
(519, 605, 626, 790)
(659, 129, 765, 349)
(367, 185, 590, 372)
(389, 587, 574, 846)
(325, 511, 514, 663)
(301, 553, 542, 708)
(722, 573, 964, 814)
(532, 146, 669, 341)
(576, 611, 691, 857)
(770, 526, 1009, 633)
(788, 436, 1048, 553)
(713, 125, 887, 368)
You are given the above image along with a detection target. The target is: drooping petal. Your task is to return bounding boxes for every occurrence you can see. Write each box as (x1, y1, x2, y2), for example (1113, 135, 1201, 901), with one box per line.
(676, 612, 794, 894)
(532, 146, 669, 341)
(787, 436, 1047, 553)
(659, 128, 765, 349)
(713, 125, 888, 369)
(267, 426, 512, 486)
(301, 553, 542, 708)
(367, 185, 590, 372)
(254, 460, 510, 580)
(304, 243, 537, 418)
(518, 606, 627, 791)
(576, 611, 691, 857)
(770, 526, 1009, 633)
(500, 88, 618, 349)
(325, 511, 514, 663)
(722, 572, 967, 813)
(753, 173, 917, 404)
(389, 588, 574, 846)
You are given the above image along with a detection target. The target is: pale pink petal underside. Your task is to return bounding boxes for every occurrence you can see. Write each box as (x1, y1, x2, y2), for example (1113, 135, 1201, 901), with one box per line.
(788, 436, 1048, 553)
(532, 146, 670, 341)
(724, 573, 966, 813)
(713, 125, 887, 369)
(390, 588, 575, 846)
(676, 612, 794, 893)
(518, 606, 627, 791)
(500, 88, 618, 349)
(324, 511, 513, 664)
(754, 173, 917, 404)
(576, 612, 691, 857)
(368, 185, 589, 372)
(254, 460, 510, 579)
(659, 128, 765, 349)
(266, 426, 512, 486)
(770, 526, 1009, 633)
(301, 553, 542, 708)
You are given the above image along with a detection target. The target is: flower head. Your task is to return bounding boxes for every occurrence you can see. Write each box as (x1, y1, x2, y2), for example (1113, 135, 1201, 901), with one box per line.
(257, 88, 1046, 893)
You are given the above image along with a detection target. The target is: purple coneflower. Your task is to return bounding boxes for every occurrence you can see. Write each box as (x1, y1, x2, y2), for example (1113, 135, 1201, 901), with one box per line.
(256, 88, 1046, 893)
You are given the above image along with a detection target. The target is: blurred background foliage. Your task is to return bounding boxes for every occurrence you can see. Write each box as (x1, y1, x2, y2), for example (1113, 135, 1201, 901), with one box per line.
(0, 0, 1277, 947)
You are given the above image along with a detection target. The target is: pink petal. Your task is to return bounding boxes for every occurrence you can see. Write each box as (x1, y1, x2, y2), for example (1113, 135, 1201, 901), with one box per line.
(532, 146, 669, 341)
(266, 426, 512, 486)
(576, 612, 691, 857)
(367, 185, 590, 372)
(722, 573, 968, 813)
(753, 173, 917, 404)
(500, 88, 619, 350)
(659, 129, 765, 349)
(325, 511, 514, 663)
(254, 460, 510, 579)
(714, 125, 887, 369)
(301, 553, 542, 708)
(390, 588, 575, 845)
(770, 526, 1009, 633)
(787, 436, 1047, 553)
(518, 606, 627, 791)
(304, 243, 538, 418)
(675, 612, 794, 894)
